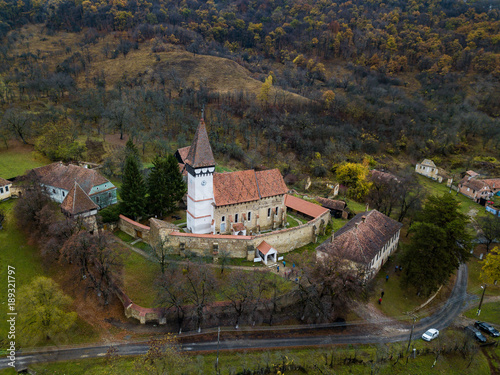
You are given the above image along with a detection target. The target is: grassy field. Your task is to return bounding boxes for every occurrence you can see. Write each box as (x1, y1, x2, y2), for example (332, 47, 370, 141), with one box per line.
(118, 242, 161, 307)
(0, 200, 47, 339)
(467, 255, 500, 297)
(0, 145, 49, 178)
(371, 257, 434, 319)
(3, 335, 491, 375)
(464, 302, 500, 324)
(0, 199, 99, 347)
(416, 175, 488, 217)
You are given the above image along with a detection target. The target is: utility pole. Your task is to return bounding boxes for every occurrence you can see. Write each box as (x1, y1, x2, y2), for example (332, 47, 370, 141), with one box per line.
(406, 315, 416, 353)
(476, 284, 487, 316)
(215, 326, 220, 374)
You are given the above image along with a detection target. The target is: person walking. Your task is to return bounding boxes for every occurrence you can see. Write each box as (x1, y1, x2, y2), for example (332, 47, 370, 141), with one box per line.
(386, 274, 389, 282)
(378, 298, 382, 304)
(381, 290, 385, 298)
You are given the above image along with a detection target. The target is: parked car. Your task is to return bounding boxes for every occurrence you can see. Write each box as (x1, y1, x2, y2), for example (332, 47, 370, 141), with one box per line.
(422, 328, 439, 341)
(475, 321, 500, 337)
(464, 325, 487, 343)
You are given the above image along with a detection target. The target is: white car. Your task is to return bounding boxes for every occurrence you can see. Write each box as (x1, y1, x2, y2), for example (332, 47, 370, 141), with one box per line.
(422, 328, 439, 341)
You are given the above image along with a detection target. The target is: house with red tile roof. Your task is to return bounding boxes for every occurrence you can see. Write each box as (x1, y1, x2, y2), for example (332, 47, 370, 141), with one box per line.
(458, 174, 500, 202)
(317, 210, 402, 278)
(179, 119, 289, 235)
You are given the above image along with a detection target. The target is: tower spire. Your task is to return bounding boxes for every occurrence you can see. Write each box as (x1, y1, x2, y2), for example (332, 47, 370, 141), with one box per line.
(186, 118, 215, 168)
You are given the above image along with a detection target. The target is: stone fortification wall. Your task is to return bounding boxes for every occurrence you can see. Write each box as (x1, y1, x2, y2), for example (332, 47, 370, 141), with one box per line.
(148, 209, 330, 259)
(118, 214, 151, 243)
(251, 209, 330, 254)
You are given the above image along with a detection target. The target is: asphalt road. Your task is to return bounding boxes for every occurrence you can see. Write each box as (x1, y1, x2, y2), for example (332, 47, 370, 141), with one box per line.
(0, 264, 470, 370)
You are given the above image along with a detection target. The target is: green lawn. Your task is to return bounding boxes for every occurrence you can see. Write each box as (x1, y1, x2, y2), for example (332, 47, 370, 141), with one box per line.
(8, 335, 491, 375)
(119, 243, 161, 308)
(372, 261, 430, 319)
(0, 200, 47, 340)
(114, 229, 135, 243)
(464, 302, 500, 324)
(0, 147, 49, 178)
(416, 175, 488, 217)
(467, 256, 500, 297)
(0, 199, 99, 347)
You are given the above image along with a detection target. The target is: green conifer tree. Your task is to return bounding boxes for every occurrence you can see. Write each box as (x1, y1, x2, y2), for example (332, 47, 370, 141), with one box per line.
(147, 154, 186, 218)
(120, 153, 147, 219)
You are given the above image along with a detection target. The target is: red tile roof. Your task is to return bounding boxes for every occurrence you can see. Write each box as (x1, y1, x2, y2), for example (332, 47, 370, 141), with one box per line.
(213, 169, 288, 206)
(369, 170, 399, 183)
(233, 222, 245, 231)
(284, 194, 329, 218)
(119, 215, 150, 230)
(177, 146, 191, 163)
(256, 169, 289, 198)
(315, 197, 346, 211)
(61, 182, 98, 215)
(30, 162, 111, 194)
(317, 210, 402, 266)
(483, 179, 500, 190)
(257, 241, 274, 255)
(185, 119, 215, 168)
(0, 177, 11, 186)
(459, 177, 489, 191)
(169, 232, 253, 240)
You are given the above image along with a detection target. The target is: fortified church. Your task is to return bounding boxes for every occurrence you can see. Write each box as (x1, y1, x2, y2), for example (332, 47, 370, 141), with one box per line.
(176, 118, 289, 236)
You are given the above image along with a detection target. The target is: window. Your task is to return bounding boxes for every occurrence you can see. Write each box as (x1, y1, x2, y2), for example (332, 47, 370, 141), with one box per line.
(220, 222, 226, 232)
(62, 192, 65, 197)
(53, 189, 56, 193)
(248, 211, 251, 221)
(0, 188, 3, 194)
(275, 207, 279, 215)
(235, 213, 239, 222)
(5, 186, 8, 192)
(267, 208, 271, 217)
(221, 216, 225, 222)
(108, 192, 112, 198)
(96, 196, 100, 203)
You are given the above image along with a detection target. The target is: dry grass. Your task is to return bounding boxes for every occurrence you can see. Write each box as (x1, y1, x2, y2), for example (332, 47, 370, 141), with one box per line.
(11, 25, 307, 103)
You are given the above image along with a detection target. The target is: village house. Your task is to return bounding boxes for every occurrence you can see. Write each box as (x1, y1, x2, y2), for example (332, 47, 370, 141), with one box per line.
(28, 162, 117, 209)
(458, 171, 500, 203)
(177, 119, 288, 235)
(315, 197, 348, 219)
(0, 177, 12, 201)
(60, 181, 99, 231)
(316, 210, 402, 278)
(415, 159, 451, 184)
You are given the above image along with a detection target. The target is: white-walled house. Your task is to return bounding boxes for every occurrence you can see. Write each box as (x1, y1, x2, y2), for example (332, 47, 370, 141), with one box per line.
(415, 159, 441, 181)
(317, 210, 402, 279)
(0, 177, 12, 200)
(29, 162, 117, 209)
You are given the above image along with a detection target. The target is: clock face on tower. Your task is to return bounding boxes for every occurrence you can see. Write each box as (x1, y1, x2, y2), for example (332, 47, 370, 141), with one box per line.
(201, 180, 207, 186)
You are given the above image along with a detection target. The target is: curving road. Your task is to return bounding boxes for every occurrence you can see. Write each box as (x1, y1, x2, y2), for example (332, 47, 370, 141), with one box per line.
(0, 264, 471, 370)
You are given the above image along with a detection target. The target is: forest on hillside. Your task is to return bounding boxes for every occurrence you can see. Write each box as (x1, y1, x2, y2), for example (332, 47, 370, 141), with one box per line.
(0, 0, 499, 181)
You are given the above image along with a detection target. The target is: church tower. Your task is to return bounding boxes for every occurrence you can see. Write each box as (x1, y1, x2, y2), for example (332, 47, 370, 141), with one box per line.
(185, 118, 215, 234)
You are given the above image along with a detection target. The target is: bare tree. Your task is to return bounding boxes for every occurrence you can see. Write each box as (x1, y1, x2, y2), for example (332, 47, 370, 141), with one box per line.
(222, 270, 255, 328)
(182, 262, 217, 331)
(1, 107, 33, 144)
(60, 231, 121, 304)
(477, 215, 500, 252)
(156, 265, 189, 333)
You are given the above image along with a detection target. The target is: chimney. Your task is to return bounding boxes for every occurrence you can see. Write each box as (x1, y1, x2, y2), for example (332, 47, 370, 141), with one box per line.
(365, 203, 369, 212)
(330, 233, 335, 243)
